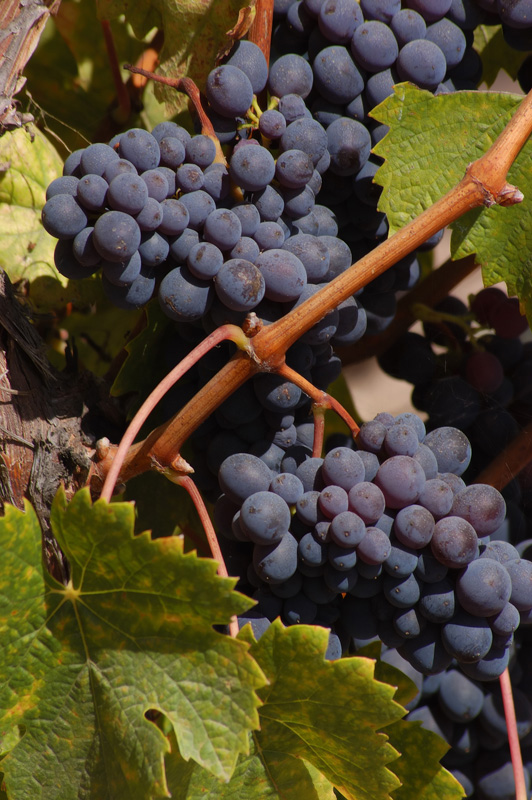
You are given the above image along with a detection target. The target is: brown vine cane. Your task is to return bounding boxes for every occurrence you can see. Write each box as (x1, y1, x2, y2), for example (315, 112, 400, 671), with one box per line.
(91, 85, 532, 493)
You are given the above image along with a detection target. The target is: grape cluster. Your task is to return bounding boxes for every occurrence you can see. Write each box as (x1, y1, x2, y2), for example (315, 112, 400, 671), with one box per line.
(400, 653, 532, 798)
(221, 410, 532, 681)
(378, 286, 532, 542)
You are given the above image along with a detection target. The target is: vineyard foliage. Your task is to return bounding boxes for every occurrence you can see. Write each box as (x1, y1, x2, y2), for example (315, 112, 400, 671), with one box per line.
(1, 0, 531, 798)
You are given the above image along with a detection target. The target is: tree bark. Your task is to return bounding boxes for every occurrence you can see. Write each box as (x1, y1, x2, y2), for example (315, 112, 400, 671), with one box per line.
(0, 0, 61, 132)
(0, 270, 118, 583)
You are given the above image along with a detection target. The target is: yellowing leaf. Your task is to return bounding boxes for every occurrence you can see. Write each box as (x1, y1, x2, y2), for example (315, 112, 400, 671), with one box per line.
(98, 0, 255, 117)
(0, 490, 265, 799)
(0, 127, 62, 292)
(373, 84, 532, 325)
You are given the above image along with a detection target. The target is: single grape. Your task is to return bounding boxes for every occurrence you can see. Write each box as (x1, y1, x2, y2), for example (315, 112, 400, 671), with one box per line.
(107, 173, 148, 214)
(351, 21, 399, 72)
(229, 145, 276, 192)
(218, 453, 272, 505)
(42, 194, 88, 240)
(396, 40, 447, 90)
(93, 211, 141, 262)
(240, 491, 291, 544)
(119, 128, 160, 171)
(158, 265, 213, 322)
(419, 578, 456, 622)
(255, 249, 307, 302)
(438, 669, 484, 722)
(80, 143, 119, 176)
(187, 242, 224, 279)
(313, 46, 365, 104)
(442, 609, 493, 663)
(253, 532, 298, 583)
(431, 516, 478, 568)
(225, 39, 268, 93)
(205, 64, 254, 117)
(215, 259, 265, 311)
(268, 53, 314, 98)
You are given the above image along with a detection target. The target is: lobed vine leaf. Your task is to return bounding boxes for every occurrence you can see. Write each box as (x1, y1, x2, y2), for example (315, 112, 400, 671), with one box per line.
(165, 730, 336, 799)
(162, 621, 405, 799)
(98, 0, 255, 117)
(372, 84, 532, 323)
(0, 127, 63, 308)
(240, 620, 404, 800)
(0, 127, 105, 313)
(384, 720, 464, 800)
(0, 489, 265, 799)
(473, 25, 526, 87)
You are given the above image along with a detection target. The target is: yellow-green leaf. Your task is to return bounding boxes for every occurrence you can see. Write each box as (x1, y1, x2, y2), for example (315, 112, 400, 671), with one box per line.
(373, 84, 532, 325)
(98, 0, 255, 117)
(0, 489, 265, 799)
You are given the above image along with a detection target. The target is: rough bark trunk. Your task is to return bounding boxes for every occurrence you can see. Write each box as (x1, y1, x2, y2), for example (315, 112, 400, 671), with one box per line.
(0, 270, 116, 583)
(0, 0, 61, 132)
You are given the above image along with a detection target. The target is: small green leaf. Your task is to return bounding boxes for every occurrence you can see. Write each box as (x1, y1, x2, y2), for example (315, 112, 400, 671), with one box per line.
(98, 0, 255, 117)
(164, 618, 404, 800)
(384, 720, 464, 800)
(165, 731, 336, 799)
(111, 301, 172, 416)
(473, 25, 526, 87)
(0, 490, 265, 799)
(24, 6, 149, 152)
(0, 127, 61, 293)
(373, 85, 532, 324)
(244, 620, 404, 800)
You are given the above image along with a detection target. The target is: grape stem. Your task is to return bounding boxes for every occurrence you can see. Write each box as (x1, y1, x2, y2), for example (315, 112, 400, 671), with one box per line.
(276, 362, 360, 438)
(101, 20, 131, 123)
(173, 475, 240, 638)
(123, 65, 226, 163)
(97, 324, 251, 502)
(338, 254, 478, 365)
(499, 667, 527, 800)
(91, 86, 532, 491)
(311, 406, 326, 458)
(247, 0, 274, 87)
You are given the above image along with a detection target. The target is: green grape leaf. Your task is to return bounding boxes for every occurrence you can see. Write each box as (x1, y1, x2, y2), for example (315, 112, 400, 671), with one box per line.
(98, 0, 254, 117)
(473, 25, 526, 87)
(24, 5, 150, 152)
(0, 489, 265, 799)
(0, 127, 62, 296)
(0, 126, 102, 312)
(373, 85, 532, 323)
(124, 470, 209, 550)
(111, 301, 173, 416)
(237, 620, 404, 800)
(384, 720, 464, 800)
(165, 730, 337, 799)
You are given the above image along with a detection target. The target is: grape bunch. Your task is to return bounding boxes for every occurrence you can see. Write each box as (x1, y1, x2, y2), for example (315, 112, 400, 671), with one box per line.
(400, 652, 532, 798)
(220, 410, 532, 681)
(378, 286, 532, 543)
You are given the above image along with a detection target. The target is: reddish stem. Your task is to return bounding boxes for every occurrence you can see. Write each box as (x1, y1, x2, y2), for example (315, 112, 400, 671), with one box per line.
(177, 476, 239, 638)
(99, 325, 249, 502)
(276, 363, 361, 437)
(247, 0, 274, 71)
(337, 255, 478, 366)
(101, 20, 131, 122)
(499, 668, 527, 800)
(123, 64, 218, 143)
(312, 407, 325, 458)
